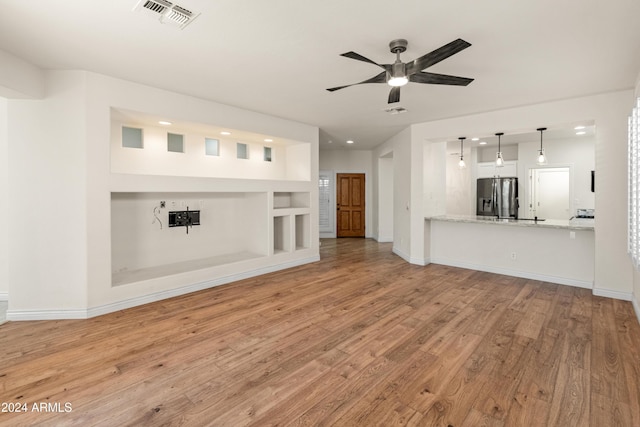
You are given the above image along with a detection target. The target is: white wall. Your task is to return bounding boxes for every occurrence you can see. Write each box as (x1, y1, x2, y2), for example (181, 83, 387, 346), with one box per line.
(8, 71, 89, 313)
(319, 149, 373, 238)
(0, 49, 44, 99)
(373, 127, 412, 261)
(411, 90, 635, 297)
(0, 98, 8, 299)
(445, 148, 473, 216)
(478, 144, 518, 162)
(377, 154, 394, 242)
(423, 141, 447, 217)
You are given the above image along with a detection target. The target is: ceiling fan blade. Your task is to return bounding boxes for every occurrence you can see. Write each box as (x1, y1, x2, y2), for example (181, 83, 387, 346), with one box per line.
(388, 86, 401, 104)
(340, 51, 392, 72)
(406, 39, 471, 75)
(326, 71, 387, 92)
(409, 71, 474, 86)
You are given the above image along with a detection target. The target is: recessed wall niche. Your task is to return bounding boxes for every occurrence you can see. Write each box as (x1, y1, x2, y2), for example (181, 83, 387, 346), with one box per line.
(167, 133, 184, 153)
(205, 138, 220, 156)
(122, 126, 143, 149)
(111, 191, 269, 286)
(110, 107, 312, 180)
(237, 143, 249, 159)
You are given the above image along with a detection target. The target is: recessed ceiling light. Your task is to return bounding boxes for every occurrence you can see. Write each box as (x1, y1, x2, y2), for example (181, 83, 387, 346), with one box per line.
(471, 137, 480, 141)
(346, 140, 354, 144)
(264, 138, 273, 142)
(158, 121, 172, 125)
(479, 141, 487, 145)
(220, 131, 231, 135)
(576, 131, 586, 135)
(574, 125, 586, 130)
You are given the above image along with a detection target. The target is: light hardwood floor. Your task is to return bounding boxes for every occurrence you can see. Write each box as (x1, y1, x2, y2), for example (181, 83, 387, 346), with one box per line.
(1, 238, 639, 426)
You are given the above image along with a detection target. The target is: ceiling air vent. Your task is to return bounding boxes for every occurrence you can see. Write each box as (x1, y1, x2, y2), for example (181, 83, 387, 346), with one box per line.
(133, 0, 200, 30)
(137, 0, 172, 14)
(384, 106, 408, 115)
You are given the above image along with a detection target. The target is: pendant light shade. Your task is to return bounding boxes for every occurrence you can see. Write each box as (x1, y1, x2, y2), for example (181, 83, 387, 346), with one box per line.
(537, 127, 547, 165)
(458, 137, 466, 169)
(495, 132, 504, 167)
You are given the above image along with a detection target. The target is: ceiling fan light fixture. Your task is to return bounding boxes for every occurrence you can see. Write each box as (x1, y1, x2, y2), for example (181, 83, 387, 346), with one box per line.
(388, 76, 408, 87)
(387, 61, 408, 87)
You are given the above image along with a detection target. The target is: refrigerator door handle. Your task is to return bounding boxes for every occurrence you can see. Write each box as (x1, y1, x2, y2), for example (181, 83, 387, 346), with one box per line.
(492, 179, 499, 217)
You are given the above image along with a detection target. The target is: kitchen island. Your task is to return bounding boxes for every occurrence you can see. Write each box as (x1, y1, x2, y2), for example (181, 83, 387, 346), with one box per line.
(424, 215, 594, 288)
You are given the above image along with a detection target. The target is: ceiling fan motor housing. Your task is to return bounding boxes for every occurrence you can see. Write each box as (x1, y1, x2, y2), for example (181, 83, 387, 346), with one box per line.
(389, 39, 408, 54)
(390, 61, 406, 79)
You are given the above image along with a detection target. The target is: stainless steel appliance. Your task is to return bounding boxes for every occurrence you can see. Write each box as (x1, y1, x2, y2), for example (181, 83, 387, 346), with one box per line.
(477, 177, 519, 218)
(576, 208, 594, 218)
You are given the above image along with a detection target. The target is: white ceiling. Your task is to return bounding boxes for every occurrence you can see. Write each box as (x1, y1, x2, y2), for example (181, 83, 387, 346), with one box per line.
(1, 0, 639, 150)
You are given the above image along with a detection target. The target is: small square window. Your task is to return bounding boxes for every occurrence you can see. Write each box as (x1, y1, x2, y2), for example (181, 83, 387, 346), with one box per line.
(205, 138, 220, 156)
(264, 146, 272, 162)
(237, 143, 249, 159)
(168, 133, 184, 153)
(122, 126, 143, 149)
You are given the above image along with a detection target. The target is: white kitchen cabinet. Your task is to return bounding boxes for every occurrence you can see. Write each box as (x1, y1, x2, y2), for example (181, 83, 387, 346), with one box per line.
(478, 161, 517, 178)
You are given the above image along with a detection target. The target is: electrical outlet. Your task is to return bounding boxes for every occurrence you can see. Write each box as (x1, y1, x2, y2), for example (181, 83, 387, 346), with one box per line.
(570, 231, 576, 239)
(510, 252, 517, 260)
(168, 210, 201, 227)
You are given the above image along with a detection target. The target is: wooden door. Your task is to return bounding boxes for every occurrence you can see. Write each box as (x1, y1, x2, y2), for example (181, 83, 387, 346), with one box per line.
(337, 173, 365, 237)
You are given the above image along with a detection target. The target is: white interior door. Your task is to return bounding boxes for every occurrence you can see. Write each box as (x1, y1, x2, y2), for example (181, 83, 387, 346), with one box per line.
(531, 167, 571, 219)
(319, 171, 334, 234)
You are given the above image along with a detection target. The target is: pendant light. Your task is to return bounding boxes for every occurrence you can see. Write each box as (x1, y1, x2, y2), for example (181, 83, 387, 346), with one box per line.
(495, 132, 504, 167)
(537, 127, 547, 165)
(458, 137, 466, 169)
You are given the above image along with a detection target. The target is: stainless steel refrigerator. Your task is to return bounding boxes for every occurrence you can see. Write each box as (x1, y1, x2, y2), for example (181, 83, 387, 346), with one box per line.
(477, 177, 519, 218)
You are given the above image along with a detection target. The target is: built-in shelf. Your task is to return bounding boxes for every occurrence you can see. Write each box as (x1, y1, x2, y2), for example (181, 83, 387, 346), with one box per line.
(273, 192, 310, 209)
(273, 215, 291, 254)
(112, 251, 264, 286)
(102, 108, 316, 313)
(295, 214, 310, 250)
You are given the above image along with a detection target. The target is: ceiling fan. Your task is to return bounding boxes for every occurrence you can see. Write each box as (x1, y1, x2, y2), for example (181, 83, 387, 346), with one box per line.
(326, 38, 474, 104)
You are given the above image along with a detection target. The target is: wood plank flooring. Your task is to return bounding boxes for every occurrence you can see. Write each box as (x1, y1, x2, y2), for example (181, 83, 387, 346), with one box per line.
(1, 238, 639, 426)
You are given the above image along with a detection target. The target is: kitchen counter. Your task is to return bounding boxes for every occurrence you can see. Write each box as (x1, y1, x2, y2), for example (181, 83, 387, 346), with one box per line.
(426, 214, 594, 231)
(424, 214, 595, 289)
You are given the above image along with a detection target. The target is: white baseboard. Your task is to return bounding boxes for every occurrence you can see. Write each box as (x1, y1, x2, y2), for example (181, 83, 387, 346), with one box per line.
(0, 292, 8, 301)
(7, 256, 320, 321)
(632, 294, 640, 325)
(392, 246, 429, 266)
(375, 236, 393, 243)
(592, 287, 633, 301)
(392, 246, 410, 263)
(319, 232, 336, 239)
(7, 308, 89, 321)
(430, 257, 594, 290)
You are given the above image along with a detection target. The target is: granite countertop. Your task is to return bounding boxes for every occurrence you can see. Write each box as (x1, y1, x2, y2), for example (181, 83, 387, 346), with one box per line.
(426, 214, 595, 231)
